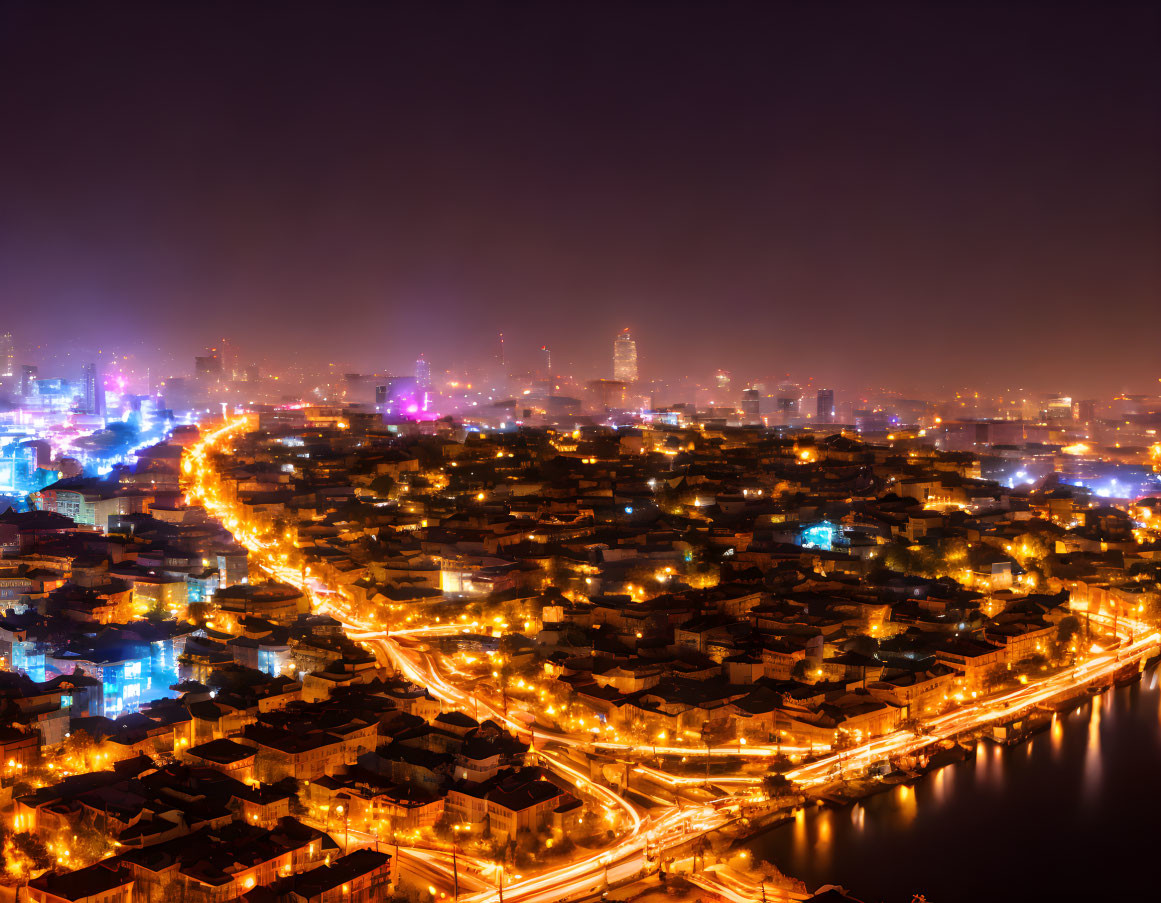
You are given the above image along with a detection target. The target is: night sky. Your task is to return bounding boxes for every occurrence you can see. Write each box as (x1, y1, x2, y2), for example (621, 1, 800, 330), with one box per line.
(1, 1, 1158, 394)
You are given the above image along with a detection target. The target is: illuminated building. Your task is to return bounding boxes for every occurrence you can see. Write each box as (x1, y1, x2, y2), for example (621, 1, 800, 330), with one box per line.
(38, 476, 146, 528)
(0, 442, 38, 493)
(19, 364, 38, 398)
(0, 331, 13, 380)
(415, 355, 432, 411)
(215, 581, 308, 625)
(217, 546, 250, 587)
(587, 378, 628, 412)
(800, 521, 838, 550)
(1044, 395, 1073, 423)
(375, 376, 422, 416)
(41, 624, 188, 718)
(81, 361, 105, 417)
(125, 571, 190, 618)
(1074, 398, 1097, 424)
(817, 388, 835, 424)
(613, 328, 638, 382)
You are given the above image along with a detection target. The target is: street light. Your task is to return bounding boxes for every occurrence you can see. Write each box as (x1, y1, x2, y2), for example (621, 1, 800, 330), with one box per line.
(451, 824, 464, 901)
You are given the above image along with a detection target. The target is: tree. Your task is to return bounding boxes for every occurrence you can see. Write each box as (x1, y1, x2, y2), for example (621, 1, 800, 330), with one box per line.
(370, 474, 395, 497)
(761, 773, 792, 797)
(62, 729, 96, 771)
(188, 601, 214, 626)
(1057, 615, 1081, 645)
(8, 833, 52, 873)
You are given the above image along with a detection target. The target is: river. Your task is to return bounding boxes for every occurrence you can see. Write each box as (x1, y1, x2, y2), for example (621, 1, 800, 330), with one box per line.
(747, 667, 1161, 902)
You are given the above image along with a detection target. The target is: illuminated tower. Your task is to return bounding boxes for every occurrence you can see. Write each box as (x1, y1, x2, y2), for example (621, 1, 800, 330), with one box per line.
(82, 362, 105, 417)
(613, 329, 638, 383)
(540, 344, 552, 378)
(0, 332, 13, 379)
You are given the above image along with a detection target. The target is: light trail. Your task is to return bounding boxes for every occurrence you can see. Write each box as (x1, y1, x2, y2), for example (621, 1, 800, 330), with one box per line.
(184, 419, 1161, 903)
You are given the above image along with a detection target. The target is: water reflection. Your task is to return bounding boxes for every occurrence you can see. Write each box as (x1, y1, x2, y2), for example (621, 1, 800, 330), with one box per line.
(814, 810, 832, 870)
(1083, 692, 1102, 797)
(974, 739, 990, 782)
(895, 783, 917, 825)
(931, 764, 948, 804)
(750, 673, 1161, 902)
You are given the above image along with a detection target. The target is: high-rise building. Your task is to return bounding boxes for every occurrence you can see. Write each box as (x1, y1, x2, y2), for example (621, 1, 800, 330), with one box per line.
(774, 382, 802, 423)
(1044, 395, 1073, 424)
(817, 389, 835, 423)
(19, 365, 38, 398)
(218, 338, 235, 381)
(0, 332, 13, 379)
(415, 355, 432, 391)
(741, 388, 761, 424)
(613, 329, 638, 383)
(587, 378, 628, 412)
(195, 351, 221, 380)
(540, 344, 552, 378)
(81, 362, 105, 417)
(1073, 399, 1097, 425)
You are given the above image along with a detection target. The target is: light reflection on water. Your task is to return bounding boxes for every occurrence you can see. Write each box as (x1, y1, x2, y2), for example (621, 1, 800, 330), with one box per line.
(1083, 690, 1102, 798)
(814, 810, 832, 871)
(931, 764, 947, 804)
(895, 783, 916, 825)
(748, 673, 1161, 903)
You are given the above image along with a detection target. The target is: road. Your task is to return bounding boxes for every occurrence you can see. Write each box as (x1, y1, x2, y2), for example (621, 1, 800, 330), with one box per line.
(185, 418, 1161, 903)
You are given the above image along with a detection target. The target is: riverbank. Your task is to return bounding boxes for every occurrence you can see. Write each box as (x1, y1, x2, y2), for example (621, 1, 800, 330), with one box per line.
(746, 663, 1161, 902)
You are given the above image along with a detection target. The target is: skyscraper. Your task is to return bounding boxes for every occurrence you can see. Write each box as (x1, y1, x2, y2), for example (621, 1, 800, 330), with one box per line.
(613, 329, 638, 383)
(817, 388, 835, 423)
(415, 355, 432, 391)
(540, 344, 552, 378)
(19, 365, 37, 398)
(82, 362, 105, 417)
(741, 388, 761, 424)
(218, 338, 235, 381)
(0, 332, 13, 380)
(195, 349, 222, 388)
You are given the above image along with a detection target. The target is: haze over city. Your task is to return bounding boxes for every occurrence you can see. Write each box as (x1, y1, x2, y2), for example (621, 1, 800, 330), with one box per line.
(2, 1, 1158, 394)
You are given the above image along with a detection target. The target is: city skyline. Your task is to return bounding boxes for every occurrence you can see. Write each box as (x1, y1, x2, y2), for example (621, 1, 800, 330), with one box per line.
(1, 2, 1158, 394)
